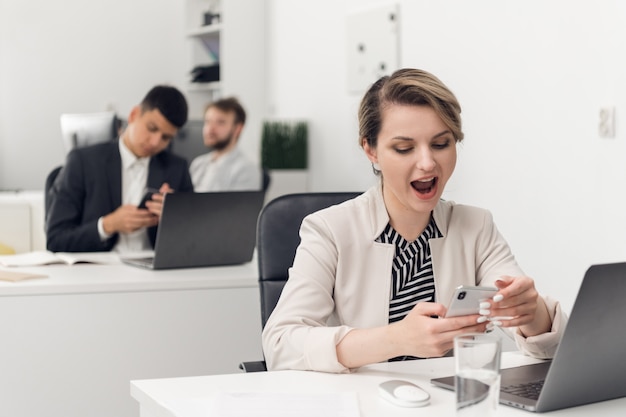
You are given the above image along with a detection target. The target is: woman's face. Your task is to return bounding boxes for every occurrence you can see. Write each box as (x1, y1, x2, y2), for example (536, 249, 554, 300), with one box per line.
(363, 104, 457, 219)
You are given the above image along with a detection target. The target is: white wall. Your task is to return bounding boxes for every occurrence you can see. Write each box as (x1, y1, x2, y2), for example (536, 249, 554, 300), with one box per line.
(265, 0, 626, 313)
(2, 1, 626, 313)
(0, 0, 187, 190)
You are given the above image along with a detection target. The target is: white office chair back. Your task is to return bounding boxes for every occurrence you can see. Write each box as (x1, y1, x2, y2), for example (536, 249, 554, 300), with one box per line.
(59, 111, 118, 153)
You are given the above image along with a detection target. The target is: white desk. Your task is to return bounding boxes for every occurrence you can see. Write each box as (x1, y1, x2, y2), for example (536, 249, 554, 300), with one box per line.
(0, 259, 262, 417)
(131, 352, 626, 417)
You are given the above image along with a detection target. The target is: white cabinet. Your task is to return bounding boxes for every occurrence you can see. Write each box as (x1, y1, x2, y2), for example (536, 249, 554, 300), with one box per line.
(0, 191, 45, 253)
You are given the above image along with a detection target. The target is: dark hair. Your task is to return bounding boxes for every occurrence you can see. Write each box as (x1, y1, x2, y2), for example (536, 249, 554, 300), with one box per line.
(206, 97, 246, 125)
(140, 85, 188, 128)
(358, 68, 463, 150)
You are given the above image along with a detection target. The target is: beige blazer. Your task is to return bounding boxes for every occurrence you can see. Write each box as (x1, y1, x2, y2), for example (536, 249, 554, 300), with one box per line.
(262, 183, 566, 373)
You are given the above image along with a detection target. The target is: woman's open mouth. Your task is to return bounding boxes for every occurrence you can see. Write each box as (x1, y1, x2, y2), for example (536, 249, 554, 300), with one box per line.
(411, 177, 437, 196)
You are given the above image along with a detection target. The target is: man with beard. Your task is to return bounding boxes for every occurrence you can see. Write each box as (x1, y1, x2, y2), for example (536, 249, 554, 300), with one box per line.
(189, 97, 261, 191)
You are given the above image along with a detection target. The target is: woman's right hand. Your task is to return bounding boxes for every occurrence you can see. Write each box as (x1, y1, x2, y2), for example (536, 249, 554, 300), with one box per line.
(336, 301, 488, 369)
(394, 302, 489, 358)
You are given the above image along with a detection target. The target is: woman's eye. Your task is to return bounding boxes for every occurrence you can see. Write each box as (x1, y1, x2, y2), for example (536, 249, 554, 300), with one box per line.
(432, 140, 451, 150)
(394, 147, 412, 154)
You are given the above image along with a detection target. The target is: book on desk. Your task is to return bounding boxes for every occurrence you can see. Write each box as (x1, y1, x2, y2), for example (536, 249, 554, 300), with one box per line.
(0, 250, 120, 267)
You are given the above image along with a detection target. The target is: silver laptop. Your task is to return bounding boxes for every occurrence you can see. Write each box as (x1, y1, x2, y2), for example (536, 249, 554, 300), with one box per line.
(431, 262, 626, 412)
(122, 191, 264, 270)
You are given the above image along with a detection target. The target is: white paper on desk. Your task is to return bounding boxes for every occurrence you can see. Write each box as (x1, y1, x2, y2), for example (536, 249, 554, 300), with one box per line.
(163, 391, 360, 417)
(0, 250, 121, 266)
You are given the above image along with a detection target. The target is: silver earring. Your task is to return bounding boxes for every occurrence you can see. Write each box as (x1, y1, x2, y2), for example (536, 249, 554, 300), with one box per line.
(371, 162, 381, 175)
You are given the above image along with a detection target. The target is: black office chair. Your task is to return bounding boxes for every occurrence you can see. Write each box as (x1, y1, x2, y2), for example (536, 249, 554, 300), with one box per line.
(239, 191, 362, 372)
(261, 168, 271, 192)
(44, 165, 63, 225)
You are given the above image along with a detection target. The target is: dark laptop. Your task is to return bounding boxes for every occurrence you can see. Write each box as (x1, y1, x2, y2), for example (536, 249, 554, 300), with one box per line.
(431, 262, 626, 412)
(122, 191, 265, 270)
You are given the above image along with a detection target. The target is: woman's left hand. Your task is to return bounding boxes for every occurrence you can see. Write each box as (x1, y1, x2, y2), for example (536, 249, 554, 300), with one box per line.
(489, 276, 551, 337)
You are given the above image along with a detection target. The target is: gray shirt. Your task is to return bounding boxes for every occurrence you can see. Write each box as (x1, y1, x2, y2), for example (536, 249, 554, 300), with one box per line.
(189, 147, 261, 192)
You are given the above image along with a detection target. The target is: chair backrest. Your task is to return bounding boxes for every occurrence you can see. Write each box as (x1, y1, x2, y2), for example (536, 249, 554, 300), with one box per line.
(44, 165, 63, 224)
(261, 168, 271, 192)
(49, 112, 120, 222)
(257, 191, 362, 328)
(168, 119, 206, 162)
(60, 111, 119, 153)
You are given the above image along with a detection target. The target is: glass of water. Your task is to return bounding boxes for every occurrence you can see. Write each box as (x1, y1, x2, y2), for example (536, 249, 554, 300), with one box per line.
(454, 333, 502, 416)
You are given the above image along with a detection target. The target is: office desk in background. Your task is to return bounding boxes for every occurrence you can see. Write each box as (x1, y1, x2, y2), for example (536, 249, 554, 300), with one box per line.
(131, 352, 626, 417)
(0, 259, 262, 417)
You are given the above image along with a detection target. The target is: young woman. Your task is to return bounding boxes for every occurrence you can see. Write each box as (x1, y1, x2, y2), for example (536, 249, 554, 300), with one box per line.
(262, 68, 566, 373)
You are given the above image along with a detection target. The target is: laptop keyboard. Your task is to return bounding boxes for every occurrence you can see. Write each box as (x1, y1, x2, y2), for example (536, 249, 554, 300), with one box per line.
(502, 380, 545, 400)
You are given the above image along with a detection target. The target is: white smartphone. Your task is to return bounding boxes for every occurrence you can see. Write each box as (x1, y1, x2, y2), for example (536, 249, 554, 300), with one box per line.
(445, 285, 498, 318)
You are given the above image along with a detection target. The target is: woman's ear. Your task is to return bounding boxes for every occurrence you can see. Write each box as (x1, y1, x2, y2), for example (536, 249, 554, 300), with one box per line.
(362, 139, 378, 164)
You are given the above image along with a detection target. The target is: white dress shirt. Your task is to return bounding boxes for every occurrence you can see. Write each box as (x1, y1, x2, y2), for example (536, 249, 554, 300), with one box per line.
(97, 139, 152, 253)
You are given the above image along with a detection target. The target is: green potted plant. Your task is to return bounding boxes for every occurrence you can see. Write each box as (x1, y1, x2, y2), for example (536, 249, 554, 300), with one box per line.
(261, 120, 308, 169)
(260, 120, 308, 199)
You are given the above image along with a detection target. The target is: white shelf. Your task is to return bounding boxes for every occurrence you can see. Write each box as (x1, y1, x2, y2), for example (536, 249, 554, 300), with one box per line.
(186, 23, 222, 38)
(187, 81, 221, 92)
(186, 3, 221, 92)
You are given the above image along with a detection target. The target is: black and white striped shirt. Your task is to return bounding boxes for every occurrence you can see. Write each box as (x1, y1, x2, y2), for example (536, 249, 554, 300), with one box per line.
(376, 217, 442, 324)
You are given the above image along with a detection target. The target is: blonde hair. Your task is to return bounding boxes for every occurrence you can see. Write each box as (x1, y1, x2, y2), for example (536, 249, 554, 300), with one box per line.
(358, 68, 463, 150)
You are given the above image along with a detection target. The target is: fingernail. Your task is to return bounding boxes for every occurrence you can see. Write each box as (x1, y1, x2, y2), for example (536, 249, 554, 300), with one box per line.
(493, 294, 504, 302)
(486, 323, 494, 332)
(479, 302, 491, 309)
(479, 309, 490, 316)
(477, 316, 488, 323)
(491, 320, 503, 327)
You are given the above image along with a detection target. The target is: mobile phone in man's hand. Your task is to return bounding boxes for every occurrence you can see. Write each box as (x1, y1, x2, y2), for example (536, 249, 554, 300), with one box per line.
(137, 188, 160, 209)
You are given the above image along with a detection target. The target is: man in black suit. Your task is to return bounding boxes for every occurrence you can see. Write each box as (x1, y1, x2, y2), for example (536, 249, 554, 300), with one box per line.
(46, 85, 194, 253)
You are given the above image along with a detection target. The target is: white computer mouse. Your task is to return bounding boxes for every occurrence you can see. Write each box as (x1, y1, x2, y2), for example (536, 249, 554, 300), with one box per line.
(378, 379, 431, 407)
